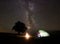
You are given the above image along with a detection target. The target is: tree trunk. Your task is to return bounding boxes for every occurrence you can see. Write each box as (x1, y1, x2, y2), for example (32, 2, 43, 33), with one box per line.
(18, 32, 20, 35)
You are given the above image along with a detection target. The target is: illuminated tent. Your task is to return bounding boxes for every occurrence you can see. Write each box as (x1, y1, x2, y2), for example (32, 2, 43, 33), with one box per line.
(37, 28, 50, 37)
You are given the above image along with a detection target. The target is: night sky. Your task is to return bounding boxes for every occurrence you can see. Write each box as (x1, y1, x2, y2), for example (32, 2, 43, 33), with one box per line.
(0, 0, 60, 33)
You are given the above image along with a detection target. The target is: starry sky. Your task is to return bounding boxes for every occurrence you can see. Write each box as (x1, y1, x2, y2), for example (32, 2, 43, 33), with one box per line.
(0, 0, 60, 33)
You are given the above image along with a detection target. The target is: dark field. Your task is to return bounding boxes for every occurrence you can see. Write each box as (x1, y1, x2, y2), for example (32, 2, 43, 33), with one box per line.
(0, 31, 60, 44)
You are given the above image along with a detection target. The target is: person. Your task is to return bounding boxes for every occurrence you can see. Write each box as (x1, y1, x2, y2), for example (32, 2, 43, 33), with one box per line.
(12, 21, 27, 35)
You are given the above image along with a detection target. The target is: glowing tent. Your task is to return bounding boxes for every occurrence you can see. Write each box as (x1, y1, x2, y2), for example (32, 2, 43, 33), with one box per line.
(37, 30, 50, 37)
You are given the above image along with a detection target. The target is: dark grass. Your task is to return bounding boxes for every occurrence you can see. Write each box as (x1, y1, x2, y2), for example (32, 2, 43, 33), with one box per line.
(0, 31, 60, 44)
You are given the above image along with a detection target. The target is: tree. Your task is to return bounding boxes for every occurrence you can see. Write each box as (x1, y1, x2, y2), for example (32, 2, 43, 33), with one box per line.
(12, 21, 27, 35)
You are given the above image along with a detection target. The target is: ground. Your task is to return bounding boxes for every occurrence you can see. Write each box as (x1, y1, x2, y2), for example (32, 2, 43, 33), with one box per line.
(0, 31, 60, 44)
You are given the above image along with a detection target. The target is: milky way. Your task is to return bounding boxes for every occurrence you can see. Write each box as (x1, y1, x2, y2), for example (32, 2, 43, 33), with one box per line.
(0, 0, 60, 33)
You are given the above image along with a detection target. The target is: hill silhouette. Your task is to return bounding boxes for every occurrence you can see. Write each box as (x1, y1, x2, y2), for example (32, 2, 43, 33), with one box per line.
(0, 31, 60, 44)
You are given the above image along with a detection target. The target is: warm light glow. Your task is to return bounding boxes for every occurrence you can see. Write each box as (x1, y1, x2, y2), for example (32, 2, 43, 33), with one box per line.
(25, 32, 31, 40)
(18, 32, 31, 40)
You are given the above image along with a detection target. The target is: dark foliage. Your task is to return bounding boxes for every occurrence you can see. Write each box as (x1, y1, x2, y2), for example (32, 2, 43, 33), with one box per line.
(12, 21, 27, 34)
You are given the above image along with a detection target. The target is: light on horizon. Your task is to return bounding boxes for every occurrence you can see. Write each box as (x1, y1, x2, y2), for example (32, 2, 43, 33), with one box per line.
(25, 32, 31, 40)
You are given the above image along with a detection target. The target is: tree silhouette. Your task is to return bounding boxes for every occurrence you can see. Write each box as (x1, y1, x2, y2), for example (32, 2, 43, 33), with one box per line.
(12, 21, 27, 35)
